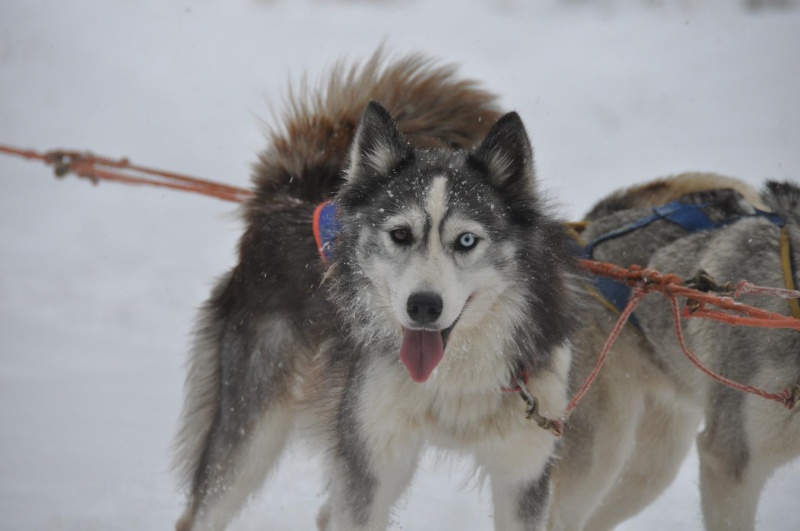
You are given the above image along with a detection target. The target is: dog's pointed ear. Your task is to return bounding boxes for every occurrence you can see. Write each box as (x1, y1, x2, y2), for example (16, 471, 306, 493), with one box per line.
(345, 101, 408, 183)
(472, 112, 536, 195)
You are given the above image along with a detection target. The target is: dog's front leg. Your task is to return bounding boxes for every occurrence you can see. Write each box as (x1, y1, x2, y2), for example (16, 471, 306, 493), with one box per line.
(696, 393, 779, 531)
(478, 426, 557, 531)
(322, 441, 422, 531)
(487, 461, 554, 531)
(321, 371, 424, 530)
(322, 427, 423, 530)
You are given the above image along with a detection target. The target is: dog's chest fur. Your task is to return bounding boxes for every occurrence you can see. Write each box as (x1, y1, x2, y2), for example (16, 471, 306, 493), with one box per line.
(354, 327, 570, 451)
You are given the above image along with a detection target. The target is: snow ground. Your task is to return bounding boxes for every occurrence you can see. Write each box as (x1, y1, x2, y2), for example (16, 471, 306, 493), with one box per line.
(1, 0, 799, 529)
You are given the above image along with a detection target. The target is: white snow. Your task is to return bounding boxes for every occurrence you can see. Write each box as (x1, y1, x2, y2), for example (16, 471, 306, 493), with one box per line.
(1, 0, 799, 529)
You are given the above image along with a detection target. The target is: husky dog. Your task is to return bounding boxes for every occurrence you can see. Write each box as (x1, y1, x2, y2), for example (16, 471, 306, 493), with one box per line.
(549, 174, 800, 531)
(174, 53, 578, 530)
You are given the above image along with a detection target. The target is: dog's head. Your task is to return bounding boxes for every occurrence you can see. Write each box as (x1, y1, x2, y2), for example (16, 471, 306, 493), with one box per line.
(332, 102, 570, 383)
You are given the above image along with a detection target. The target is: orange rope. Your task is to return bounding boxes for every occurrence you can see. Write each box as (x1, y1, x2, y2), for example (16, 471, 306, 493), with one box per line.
(577, 260, 800, 332)
(668, 297, 798, 409)
(566, 259, 800, 418)
(563, 287, 647, 417)
(0, 145, 254, 203)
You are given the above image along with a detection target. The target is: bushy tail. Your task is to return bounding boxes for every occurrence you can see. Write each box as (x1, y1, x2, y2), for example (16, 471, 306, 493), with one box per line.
(251, 49, 502, 204)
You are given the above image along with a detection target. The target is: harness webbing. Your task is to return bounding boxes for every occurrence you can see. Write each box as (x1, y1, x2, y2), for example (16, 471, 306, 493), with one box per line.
(583, 200, 791, 328)
(583, 200, 782, 257)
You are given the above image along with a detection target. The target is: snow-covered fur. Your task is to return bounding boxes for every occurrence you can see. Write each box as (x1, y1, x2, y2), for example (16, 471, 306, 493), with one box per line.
(173, 52, 578, 531)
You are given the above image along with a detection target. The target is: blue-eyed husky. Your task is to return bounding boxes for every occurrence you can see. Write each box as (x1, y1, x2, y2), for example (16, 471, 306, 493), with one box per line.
(174, 54, 578, 530)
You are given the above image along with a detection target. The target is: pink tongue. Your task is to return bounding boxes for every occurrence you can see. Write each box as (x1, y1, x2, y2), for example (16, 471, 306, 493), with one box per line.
(399, 328, 444, 383)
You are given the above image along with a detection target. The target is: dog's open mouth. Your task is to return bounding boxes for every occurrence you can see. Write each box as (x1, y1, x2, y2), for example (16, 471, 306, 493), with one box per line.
(399, 320, 458, 383)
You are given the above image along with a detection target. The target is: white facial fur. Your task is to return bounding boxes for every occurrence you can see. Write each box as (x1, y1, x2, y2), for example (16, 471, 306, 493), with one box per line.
(358, 176, 517, 334)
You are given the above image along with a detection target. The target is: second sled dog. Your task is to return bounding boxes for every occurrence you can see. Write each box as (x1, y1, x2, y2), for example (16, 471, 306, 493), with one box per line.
(174, 54, 578, 530)
(549, 175, 800, 531)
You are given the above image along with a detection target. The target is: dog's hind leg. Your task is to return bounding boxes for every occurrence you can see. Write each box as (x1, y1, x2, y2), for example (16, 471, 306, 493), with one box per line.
(175, 202, 327, 530)
(585, 392, 701, 530)
(697, 391, 765, 531)
(698, 384, 800, 531)
(175, 273, 306, 530)
(178, 401, 294, 531)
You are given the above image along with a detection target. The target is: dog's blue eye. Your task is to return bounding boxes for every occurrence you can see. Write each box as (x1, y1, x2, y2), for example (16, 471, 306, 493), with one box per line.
(390, 228, 412, 245)
(455, 232, 478, 251)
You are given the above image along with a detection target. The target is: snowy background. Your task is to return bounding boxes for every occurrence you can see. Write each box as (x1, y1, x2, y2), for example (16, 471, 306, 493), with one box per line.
(1, 0, 799, 529)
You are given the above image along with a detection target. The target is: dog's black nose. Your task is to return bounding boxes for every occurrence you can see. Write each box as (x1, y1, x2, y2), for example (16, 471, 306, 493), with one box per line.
(406, 292, 443, 325)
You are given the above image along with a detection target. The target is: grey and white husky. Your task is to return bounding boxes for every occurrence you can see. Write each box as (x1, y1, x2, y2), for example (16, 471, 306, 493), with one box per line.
(174, 54, 577, 530)
(549, 174, 800, 531)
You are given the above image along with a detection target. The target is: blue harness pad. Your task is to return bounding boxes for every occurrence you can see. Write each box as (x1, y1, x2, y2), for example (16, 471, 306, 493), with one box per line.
(314, 200, 341, 264)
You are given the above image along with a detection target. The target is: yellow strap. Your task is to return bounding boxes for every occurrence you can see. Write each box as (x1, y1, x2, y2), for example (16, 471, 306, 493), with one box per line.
(563, 221, 588, 247)
(780, 226, 800, 319)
